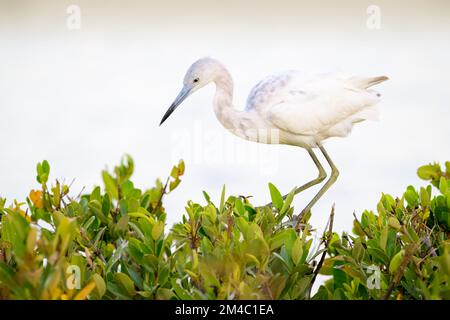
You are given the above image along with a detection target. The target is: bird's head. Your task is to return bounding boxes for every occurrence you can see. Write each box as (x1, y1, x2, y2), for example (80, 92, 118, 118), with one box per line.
(160, 57, 224, 125)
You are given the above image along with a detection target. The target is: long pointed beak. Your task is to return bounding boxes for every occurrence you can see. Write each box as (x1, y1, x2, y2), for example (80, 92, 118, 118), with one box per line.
(160, 87, 192, 126)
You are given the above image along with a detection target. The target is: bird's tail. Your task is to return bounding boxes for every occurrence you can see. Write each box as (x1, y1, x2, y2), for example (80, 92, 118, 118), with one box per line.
(350, 76, 389, 89)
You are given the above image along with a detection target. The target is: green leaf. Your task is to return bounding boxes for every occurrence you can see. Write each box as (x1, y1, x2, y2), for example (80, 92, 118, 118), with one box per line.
(439, 177, 448, 194)
(420, 187, 431, 207)
(102, 171, 118, 200)
(268, 183, 283, 211)
(219, 185, 226, 212)
(202, 191, 211, 203)
(352, 239, 364, 262)
(386, 228, 398, 259)
(156, 288, 176, 300)
(121, 180, 134, 197)
(170, 166, 179, 178)
(151, 221, 164, 240)
(82, 215, 96, 230)
(204, 203, 217, 222)
(380, 225, 388, 251)
(388, 216, 401, 230)
(440, 246, 450, 276)
(178, 160, 185, 175)
(404, 187, 418, 207)
(417, 163, 441, 181)
(171, 279, 192, 300)
(115, 214, 129, 234)
(389, 250, 404, 274)
(55, 216, 77, 255)
(235, 198, 245, 216)
(114, 272, 136, 297)
(158, 266, 170, 286)
(88, 200, 109, 224)
(291, 237, 303, 265)
(280, 187, 296, 215)
(434, 206, 450, 229)
(170, 178, 181, 191)
(42, 160, 50, 174)
(92, 274, 106, 298)
(0, 263, 16, 288)
(270, 229, 297, 251)
(90, 186, 101, 203)
(102, 193, 111, 215)
(36, 160, 50, 184)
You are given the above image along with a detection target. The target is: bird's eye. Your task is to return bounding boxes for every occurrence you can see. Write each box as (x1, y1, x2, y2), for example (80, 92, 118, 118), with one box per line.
(193, 78, 199, 83)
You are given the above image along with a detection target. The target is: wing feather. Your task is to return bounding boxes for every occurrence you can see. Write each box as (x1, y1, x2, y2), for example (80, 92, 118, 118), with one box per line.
(264, 73, 384, 136)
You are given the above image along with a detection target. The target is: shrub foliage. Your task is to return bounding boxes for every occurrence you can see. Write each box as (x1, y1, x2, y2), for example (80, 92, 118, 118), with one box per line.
(317, 162, 450, 300)
(0, 158, 449, 300)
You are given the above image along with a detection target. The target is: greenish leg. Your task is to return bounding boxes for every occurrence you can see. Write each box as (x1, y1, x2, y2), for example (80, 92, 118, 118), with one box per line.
(266, 148, 326, 207)
(295, 145, 339, 228)
(287, 148, 327, 199)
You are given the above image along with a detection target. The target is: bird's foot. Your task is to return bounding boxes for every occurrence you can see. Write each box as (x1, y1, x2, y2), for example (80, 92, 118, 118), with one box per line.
(293, 209, 310, 231)
(281, 218, 310, 232)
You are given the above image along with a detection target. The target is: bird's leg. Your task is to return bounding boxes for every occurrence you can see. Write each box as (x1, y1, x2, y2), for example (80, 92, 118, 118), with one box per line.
(294, 145, 339, 229)
(265, 148, 326, 207)
(286, 148, 327, 199)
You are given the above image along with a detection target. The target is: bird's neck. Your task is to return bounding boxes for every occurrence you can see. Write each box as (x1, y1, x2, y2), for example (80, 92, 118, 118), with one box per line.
(212, 69, 242, 133)
(212, 73, 278, 144)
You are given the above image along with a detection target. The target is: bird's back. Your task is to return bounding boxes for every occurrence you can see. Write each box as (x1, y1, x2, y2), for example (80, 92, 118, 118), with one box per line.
(245, 70, 300, 112)
(245, 70, 388, 147)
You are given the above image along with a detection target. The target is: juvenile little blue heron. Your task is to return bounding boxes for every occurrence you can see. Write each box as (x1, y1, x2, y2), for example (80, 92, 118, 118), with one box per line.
(160, 57, 388, 223)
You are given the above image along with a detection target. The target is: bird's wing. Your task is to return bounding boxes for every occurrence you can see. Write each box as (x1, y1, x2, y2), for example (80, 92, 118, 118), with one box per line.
(256, 72, 386, 136)
(245, 70, 300, 112)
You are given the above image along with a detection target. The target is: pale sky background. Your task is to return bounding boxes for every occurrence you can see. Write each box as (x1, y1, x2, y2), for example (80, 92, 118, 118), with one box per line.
(1, 0, 449, 241)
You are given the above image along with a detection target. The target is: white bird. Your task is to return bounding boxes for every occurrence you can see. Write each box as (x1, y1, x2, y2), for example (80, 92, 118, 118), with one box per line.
(160, 57, 388, 225)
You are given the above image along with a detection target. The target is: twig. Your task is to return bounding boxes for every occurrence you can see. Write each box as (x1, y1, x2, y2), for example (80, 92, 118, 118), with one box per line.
(307, 203, 335, 299)
(153, 177, 169, 213)
(79, 229, 107, 265)
(382, 243, 418, 300)
(353, 211, 373, 239)
(68, 186, 85, 202)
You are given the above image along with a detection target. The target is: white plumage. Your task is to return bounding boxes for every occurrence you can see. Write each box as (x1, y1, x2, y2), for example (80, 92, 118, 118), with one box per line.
(160, 57, 388, 226)
(245, 70, 387, 147)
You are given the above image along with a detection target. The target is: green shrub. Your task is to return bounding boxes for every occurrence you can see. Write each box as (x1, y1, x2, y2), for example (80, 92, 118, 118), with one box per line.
(0, 156, 322, 300)
(0, 158, 449, 300)
(315, 162, 450, 300)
